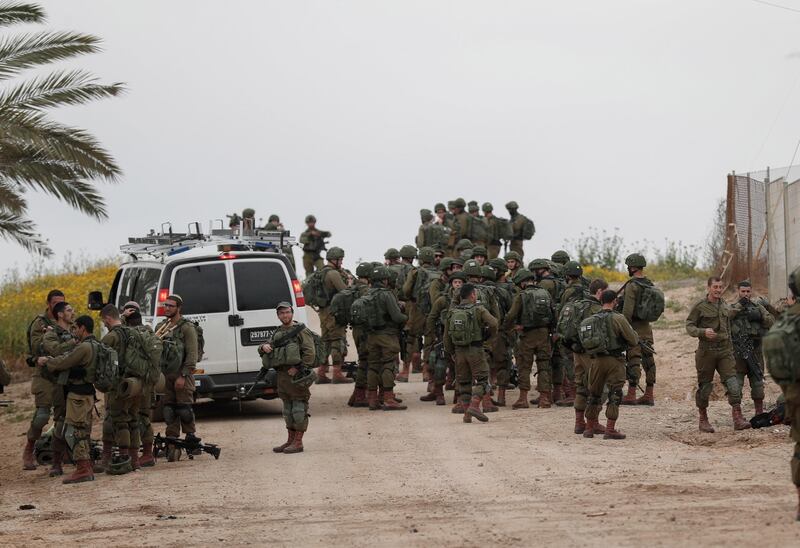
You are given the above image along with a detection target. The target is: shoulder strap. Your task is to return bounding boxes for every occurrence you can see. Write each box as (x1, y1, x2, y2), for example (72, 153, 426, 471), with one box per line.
(273, 323, 307, 348)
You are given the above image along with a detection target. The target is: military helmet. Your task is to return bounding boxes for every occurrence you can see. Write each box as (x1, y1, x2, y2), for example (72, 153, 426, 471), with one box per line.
(420, 208, 434, 222)
(463, 260, 483, 277)
(326, 247, 345, 260)
(468, 204, 479, 213)
(453, 197, 466, 209)
(467, 200, 478, 208)
(452, 258, 465, 267)
(418, 246, 435, 264)
(449, 271, 467, 283)
(505, 251, 522, 262)
(471, 245, 487, 258)
(564, 261, 583, 277)
(489, 258, 508, 273)
(625, 253, 647, 268)
(789, 265, 800, 296)
(242, 208, 255, 218)
(505, 200, 519, 210)
(528, 258, 550, 270)
(439, 257, 455, 272)
(384, 248, 400, 260)
(399, 245, 417, 259)
(305, 214, 316, 223)
(447, 200, 455, 209)
(481, 266, 496, 281)
(107, 455, 133, 475)
(551, 250, 570, 264)
(482, 202, 493, 213)
(356, 262, 373, 278)
(370, 265, 391, 282)
(292, 368, 318, 388)
(455, 238, 473, 251)
(434, 202, 446, 213)
(512, 268, 536, 285)
(268, 214, 279, 222)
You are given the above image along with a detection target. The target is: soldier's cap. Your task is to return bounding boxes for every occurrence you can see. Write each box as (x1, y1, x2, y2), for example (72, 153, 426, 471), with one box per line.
(434, 202, 446, 212)
(737, 280, 752, 288)
(123, 301, 140, 311)
(447, 200, 455, 209)
(165, 294, 183, 306)
(305, 214, 316, 223)
(482, 202, 493, 212)
(433, 246, 445, 255)
(276, 301, 293, 311)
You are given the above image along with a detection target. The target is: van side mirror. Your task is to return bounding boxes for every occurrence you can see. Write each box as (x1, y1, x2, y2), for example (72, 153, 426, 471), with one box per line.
(87, 291, 105, 311)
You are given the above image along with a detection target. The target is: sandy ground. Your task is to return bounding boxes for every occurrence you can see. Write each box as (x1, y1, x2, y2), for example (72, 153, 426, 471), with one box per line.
(1, 279, 799, 547)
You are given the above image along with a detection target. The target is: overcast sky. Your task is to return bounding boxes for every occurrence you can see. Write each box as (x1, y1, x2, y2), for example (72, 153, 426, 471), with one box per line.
(2, 0, 800, 274)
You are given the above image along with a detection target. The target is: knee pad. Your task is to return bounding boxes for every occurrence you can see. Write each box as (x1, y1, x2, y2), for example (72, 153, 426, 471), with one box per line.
(291, 401, 308, 425)
(32, 407, 50, 430)
(162, 403, 176, 425)
(607, 388, 623, 407)
(697, 381, 713, 401)
(175, 404, 194, 423)
(63, 424, 77, 451)
(723, 376, 741, 397)
(282, 400, 292, 422)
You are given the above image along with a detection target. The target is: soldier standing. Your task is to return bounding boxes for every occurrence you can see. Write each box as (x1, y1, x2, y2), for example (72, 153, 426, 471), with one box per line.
(685, 277, 751, 432)
(22, 289, 65, 470)
(729, 280, 774, 414)
(314, 247, 353, 384)
(401, 247, 439, 381)
(260, 302, 316, 454)
(155, 294, 201, 460)
(529, 258, 565, 404)
(347, 263, 375, 408)
(506, 201, 534, 259)
(482, 202, 506, 260)
(449, 198, 470, 257)
(424, 271, 467, 405)
(264, 214, 296, 271)
(299, 215, 331, 277)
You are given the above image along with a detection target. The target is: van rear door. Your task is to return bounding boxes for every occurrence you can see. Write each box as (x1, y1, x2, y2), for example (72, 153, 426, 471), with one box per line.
(229, 259, 294, 374)
(170, 261, 238, 375)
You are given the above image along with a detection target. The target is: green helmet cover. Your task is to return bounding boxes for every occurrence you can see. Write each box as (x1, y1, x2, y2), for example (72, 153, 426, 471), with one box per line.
(564, 260, 582, 277)
(326, 247, 345, 260)
(356, 262, 373, 278)
(512, 268, 536, 285)
(625, 253, 647, 268)
(551, 250, 570, 264)
(384, 248, 400, 260)
(463, 260, 483, 277)
(418, 246, 435, 264)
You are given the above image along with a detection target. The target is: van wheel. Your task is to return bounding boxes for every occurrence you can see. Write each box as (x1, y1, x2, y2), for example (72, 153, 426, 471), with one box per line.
(151, 398, 165, 423)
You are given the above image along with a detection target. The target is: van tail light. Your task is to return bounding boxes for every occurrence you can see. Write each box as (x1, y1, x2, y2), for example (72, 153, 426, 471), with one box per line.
(292, 279, 305, 307)
(156, 288, 169, 316)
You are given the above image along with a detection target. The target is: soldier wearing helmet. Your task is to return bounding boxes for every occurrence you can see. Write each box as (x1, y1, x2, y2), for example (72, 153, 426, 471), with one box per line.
(471, 246, 488, 267)
(506, 201, 535, 259)
(399, 247, 439, 382)
(299, 215, 331, 277)
(481, 202, 502, 260)
(620, 253, 658, 406)
(346, 262, 377, 409)
(417, 209, 450, 253)
(550, 260, 587, 408)
(315, 246, 353, 385)
(448, 198, 471, 257)
(505, 251, 523, 281)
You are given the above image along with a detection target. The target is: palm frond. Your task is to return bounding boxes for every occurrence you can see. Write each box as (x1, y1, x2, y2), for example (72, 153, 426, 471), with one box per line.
(0, 179, 26, 213)
(0, 208, 51, 256)
(0, 69, 125, 111)
(0, 2, 44, 28)
(0, 31, 101, 81)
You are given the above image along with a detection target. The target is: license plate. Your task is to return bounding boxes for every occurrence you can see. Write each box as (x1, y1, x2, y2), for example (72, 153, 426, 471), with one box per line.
(240, 326, 279, 346)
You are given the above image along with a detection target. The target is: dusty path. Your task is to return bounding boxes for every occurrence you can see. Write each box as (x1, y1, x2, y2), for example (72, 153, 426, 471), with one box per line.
(1, 280, 799, 547)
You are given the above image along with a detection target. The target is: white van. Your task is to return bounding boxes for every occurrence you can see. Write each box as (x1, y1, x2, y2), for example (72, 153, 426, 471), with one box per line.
(88, 225, 305, 402)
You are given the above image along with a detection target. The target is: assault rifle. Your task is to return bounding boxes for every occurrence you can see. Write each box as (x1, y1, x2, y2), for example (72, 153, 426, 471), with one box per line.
(399, 330, 408, 364)
(243, 367, 272, 399)
(639, 340, 657, 356)
(731, 333, 763, 382)
(153, 433, 221, 460)
(750, 401, 786, 429)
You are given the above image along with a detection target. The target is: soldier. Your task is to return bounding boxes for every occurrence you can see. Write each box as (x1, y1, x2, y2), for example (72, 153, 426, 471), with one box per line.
(466, 203, 488, 248)
(505, 251, 523, 282)
(299, 214, 331, 277)
(401, 247, 439, 381)
(22, 289, 65, 470)
(482, 202, 507, 260)
(685, 277, 751, 432)
(529, 258, 565, 404)
(489, 258, 516, 405)
(444, 283, 498, 423)
(471, 246, 488, 266)
(582, 290, 639, 439)
(155, 294, 201, 460)
(763, 266, 800, 520)
(384, 248, 401, 266)
(364, 266, 408, 410)
(619, 253, 659, 406)
(554, 261, 586, 407)
(503, 269, 556, 409)
(314, 247, 353, 384)
(417, 208, 450, 251)
(455, 238, 474, 261)
(347, 263, 375, 408)
(264, 214, 296, 271)
(729, 280, 774, 414)
(424, 271, 467, 405)
(36, 315, 98, 484)
(260, 302, 316, 454)
(506, 201, 534, 259)
(449, 198, 471, 257)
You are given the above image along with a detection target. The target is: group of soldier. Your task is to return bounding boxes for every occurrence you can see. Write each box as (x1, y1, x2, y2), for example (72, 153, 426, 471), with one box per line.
(20, 291, 198, 483)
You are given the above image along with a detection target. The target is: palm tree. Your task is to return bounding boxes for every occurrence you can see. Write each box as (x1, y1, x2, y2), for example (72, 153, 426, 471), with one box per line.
(0, 2, 124, 256)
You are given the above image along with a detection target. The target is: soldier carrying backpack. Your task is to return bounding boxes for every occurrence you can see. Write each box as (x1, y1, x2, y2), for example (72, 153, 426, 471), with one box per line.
(505, 201, 535, 259)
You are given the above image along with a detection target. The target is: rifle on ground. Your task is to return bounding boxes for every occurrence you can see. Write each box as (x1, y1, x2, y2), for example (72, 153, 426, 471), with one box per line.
(750, 401, 786, 429)
(731, 333, 763, 382)
(153, 433, 221, 460)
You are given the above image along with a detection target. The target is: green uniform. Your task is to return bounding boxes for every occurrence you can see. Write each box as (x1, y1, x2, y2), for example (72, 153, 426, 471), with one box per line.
(318, 267, 349, 365)
(685, 297, 743, 408)
(777, 303, 800, 487)
(351, 281, 371, 389)
(299, 228, 331, 276)
(622, 277, 657, 388)
(264, 221, 296, 271)
(427, 289, 456, 386)
(366, 287, 408, 390)
(26, 311, 60, 442)
(155, 318, 199, 437)
(45, 338, 97, 461)
(571, 296, 603, 412)
(585, 312, 639, 422)
(41, 326, 77, 442)
(444, 303, 498, 399)
(508, 213, 528, 259)
(729, 298, 774, 402)
(101, 327, 140, 451)
(484, 215, 504, 259)
(503, 287, 555, 393)
(449, 212, 471, 257)
(402, 264, 440, 360)
(539, 276, 567, 390)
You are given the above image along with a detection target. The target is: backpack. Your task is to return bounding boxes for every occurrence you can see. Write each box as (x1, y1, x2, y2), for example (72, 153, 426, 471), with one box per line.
(631, 278, 665, 322)
(413, 266, 441, 315)
(491, 217, 513, 242)
(302, 266, 332, 308)
(448, 304, 483, 346)
(159, 319, 203, 375)
(86, 339, 120, 393)
(466, 215, 489, 243)
(133, 326, 163, 386)
(476, 285, 501, 319)
(541, 275, 566, 303)
(307, 329, 327, 366)
(421, 223, 449, 248)
(357, 289, 386, 330)
(115, 326, 152, 379)
(330, 287, 361, 326)
(557, 298, 595, 350)
(578, 311, 621, 355)
(763, 314, 800, 385)
(520, 287, 553, 328)
(520, 216, 535, 240)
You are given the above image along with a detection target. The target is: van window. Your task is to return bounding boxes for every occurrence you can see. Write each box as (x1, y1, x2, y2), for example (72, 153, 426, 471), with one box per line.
(132, 268, 161, 316)
(173, 263, 230, 314)
(117, 268, 137, 307)
(233, 261, 291, 311)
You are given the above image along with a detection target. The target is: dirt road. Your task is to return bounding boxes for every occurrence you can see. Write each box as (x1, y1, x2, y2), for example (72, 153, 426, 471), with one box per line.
(1, 280, 799, 547)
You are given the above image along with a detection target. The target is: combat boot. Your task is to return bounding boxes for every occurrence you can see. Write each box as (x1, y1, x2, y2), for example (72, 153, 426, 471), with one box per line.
(574, 409, 586, 435)
(420, 387, 438, 402)
(382, 390, 407, 411)
(636, 385, 655, 406)
(538, 391, 552, 409)
(353, 388, 368, 407)
(315, 365, 331, 384)
(551, 385, 564, 405)
(411, 352, 423, 374)
(496, 387, 507, 407)
(583, 418, 597, 438)
(62, 459, 94, 484)
(698, 408, 715, 433)
(603, 419, 626, 439)
(422, 362, 431, 383)
(139, 442, 156, 467)
(732, 405, 751, 431)
(452, 393, 467, 414)
(22, 439, 37, 471)
(94, 441, 112, 474)
(283, 431, 305, 454)
(367, 390, 381, 411)
(49, 437, 65, 477)
(467, 395, 489, 422)
(434, 385, 446, 406)
(754, 399, 764, 415)
(395, 361, 410, 383)
(379, 387, 402, 403)
(512, 389, 530, 409)
(273, 430, 295, 453)
(331, 364, 354, 384)
(482, 393, 499, 413)
(347, 387, 357, 406)
(556, 380, 576, 407)
(621, 385, 638, 405)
